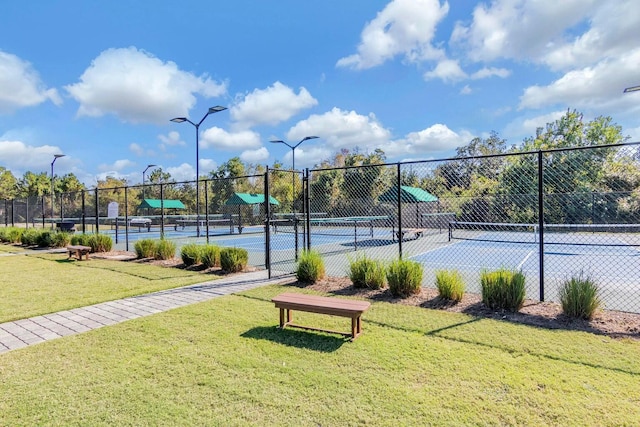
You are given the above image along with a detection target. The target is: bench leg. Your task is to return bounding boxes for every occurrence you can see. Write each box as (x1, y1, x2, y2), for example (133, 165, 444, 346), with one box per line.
(279, 308, 284, 327)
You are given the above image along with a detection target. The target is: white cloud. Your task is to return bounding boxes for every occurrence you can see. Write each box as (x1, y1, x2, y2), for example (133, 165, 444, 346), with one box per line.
(470, 67, 510, 80)
(460, 85, 472, 95)
(240, 147, 269, 163)
(157, 130, 186, 152)
(503, 110, 566, 141)
(0, 51, 61, 113)
(0, 140, 67, 174)
(98, 159, 135, 172)
(423, 59, 467, 83)
(451, 0, 599, 63)
(386, 124, 474, 157)
(519, 49, 640, 112)
(287, 107, 391, 152)
(336, 0, 448, 70)
(165, 163, 196, 182)
(542, 1, 640, 70)
(293, 146, 334, 169)
(198, 158, 217, 176)
(129, 143, 144, 156)
(200, 127, 261, 151)
(65, 47, 227, 124)
(231, 82, 317, 129)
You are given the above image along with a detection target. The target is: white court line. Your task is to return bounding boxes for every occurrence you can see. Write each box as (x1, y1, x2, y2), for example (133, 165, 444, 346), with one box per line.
(518, 250, 535, 270)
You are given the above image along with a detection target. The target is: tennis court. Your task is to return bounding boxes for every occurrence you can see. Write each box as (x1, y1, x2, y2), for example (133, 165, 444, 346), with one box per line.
(410, 221, 640, 311)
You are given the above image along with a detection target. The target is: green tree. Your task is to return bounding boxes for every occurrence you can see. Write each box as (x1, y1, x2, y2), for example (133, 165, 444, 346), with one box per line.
(498, 110, 628, 223)
(17, 171, 50, 197)
(0, 167, 18, 199)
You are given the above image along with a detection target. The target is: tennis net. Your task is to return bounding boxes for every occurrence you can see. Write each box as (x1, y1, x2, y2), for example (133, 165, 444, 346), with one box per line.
(448, 221, 640, 247)
(273, 215, 391, 238)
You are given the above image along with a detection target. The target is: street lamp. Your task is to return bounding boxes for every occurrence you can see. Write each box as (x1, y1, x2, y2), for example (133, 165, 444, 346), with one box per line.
(269, 136, 319, 172)
(623, 85, 640, 93)
(171, 106, 227, 237)
(51, 154, 65, 227)
(142, 164, 157, 200)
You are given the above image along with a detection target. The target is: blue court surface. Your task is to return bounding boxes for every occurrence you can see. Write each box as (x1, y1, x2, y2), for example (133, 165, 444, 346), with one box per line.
(410, 231, 640, 291)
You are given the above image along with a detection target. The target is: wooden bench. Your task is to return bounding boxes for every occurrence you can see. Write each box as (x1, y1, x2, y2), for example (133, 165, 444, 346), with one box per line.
(395, 228, 427, 241)
(271, 292, 371, 340)
(67, 245, 92, 260)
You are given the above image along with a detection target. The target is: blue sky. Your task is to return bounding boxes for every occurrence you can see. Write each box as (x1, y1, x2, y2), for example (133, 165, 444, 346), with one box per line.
(1, 0, 639, 186)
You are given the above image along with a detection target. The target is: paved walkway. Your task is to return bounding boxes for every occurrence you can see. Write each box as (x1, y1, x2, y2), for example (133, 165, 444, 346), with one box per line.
(0, 270, 295, 354)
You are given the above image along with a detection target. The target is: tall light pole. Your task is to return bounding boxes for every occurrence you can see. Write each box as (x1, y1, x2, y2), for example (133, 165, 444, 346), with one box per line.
(51, 154, 65, 227)
(624, 85, 640, 93)
(269, 136, 319, 172)
(171, 106, 227, 237)
(142, 164, 157, 200)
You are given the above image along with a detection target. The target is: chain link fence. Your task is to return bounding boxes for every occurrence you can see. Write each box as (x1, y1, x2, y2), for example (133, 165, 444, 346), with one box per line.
(3, 143, 640, 312)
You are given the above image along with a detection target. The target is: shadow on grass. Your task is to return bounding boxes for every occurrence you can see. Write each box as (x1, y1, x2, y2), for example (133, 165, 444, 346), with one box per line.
(241, 326, 348, 352)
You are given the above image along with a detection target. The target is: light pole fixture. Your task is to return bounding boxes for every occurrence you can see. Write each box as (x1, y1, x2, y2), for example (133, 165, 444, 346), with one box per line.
(624, 85, 640, 93)
(142, 164, 157, 200)
(269, 136, 319, 171)
(171, 106, 227, 237)
(51, 154, 66, 227)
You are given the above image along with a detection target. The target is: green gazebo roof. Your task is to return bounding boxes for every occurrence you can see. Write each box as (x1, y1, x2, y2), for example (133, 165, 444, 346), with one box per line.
(138, 199, 186, 209)
(379, 186, 438, 203)
(225, 193, 280, 206)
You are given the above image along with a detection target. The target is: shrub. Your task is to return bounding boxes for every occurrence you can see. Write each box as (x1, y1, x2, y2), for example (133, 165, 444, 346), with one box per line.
(220, 247, 249, 273)
(348, 255, 386, 289)
(51, 232, 71, 248)
(71, 234, 91, 246)
(134, 239, 157, 259)
(36, 230, 54, 247)
(181, 243, 202, 266)
(201, 244, 221, 268)
(155, 239, 177, 260)
(5, 227, 24, 244)
(560, 273, 601, 320)
(387, 259, 423, 297)
(20, 229, 41, 246)
(88, 234, 113, 253)
(435, 269, 465, 302)
(296, 250, 325, 284)
(481, 268, 526, 312)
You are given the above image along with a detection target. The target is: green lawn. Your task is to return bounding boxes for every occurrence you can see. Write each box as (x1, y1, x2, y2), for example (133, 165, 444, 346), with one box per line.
(0, 247, 207, 323)
(1, 283, 639, 426)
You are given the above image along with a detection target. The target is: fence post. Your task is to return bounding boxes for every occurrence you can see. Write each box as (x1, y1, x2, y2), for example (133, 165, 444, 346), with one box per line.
(305, 168, 311, 251)
(94, 188, 99, 234)
(204, 179, 210, 244)
(397, 163, 403, 259)
(264, 168, 271, 278)
(81, 191, 86, 234)
(160, 183, 165, 239)
(538, 150, 544, 302)
(41, 196, 45, 228)
(124, 186, 129, 251)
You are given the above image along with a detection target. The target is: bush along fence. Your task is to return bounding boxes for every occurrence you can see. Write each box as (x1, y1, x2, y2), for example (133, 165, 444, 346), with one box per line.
(2, 143, 640, 313)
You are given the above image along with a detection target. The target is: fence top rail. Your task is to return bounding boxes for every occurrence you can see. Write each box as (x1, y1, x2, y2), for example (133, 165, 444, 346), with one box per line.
(309, 141, 640, 173)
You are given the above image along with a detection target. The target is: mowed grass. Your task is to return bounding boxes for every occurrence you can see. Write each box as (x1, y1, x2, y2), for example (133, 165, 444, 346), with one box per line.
(0, 246, 207, 323)
(1, 284, 639, 426)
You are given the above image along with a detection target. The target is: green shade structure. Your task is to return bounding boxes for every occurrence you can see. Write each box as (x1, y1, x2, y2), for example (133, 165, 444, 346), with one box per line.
(379, 186, 438, 203)
(225, 193, 280, 206)
(138, 199, 186, 209)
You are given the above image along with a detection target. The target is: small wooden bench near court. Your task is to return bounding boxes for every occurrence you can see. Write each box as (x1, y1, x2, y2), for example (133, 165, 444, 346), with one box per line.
(271, 292, 371, 340)
(67, 245, 91, 261)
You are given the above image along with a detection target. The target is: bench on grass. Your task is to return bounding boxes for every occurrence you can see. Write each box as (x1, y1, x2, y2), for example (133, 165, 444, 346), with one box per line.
(271, 292, 371, 340)
(67, 245, 91, 261)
